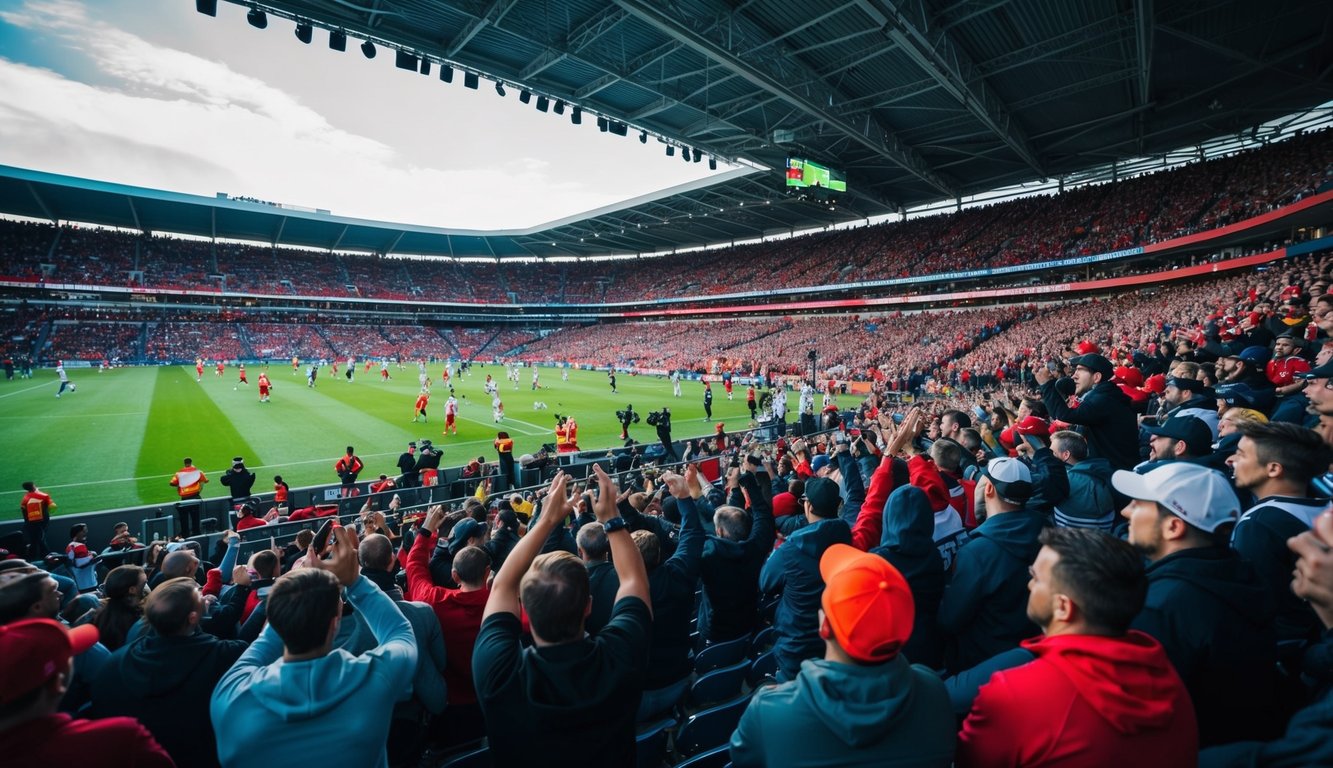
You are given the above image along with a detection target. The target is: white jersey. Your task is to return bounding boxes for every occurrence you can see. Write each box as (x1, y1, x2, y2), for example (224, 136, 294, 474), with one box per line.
(800, 385, 815, 415)
(445, 397, 458, 415)
(57, 366, 68, 382)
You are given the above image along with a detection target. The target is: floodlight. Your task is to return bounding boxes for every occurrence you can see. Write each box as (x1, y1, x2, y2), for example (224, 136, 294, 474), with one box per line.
(361, 40, 376, 58)
(666, 145, 675, 156)
(554, 100, 565, 115)
(640, 132, 648, 144)
(682, 149, 690, 163)
(440, 65, 454, 83)
(195, 0, 217, 16)
(329, 30, 346, 51)
(597, 116, 608, 132)
(295, 22, 312, 44)
(246, 8, 267, 28)
(536, 95, 549, 112)
(692, 148, 702, 162)
(495, 82, 506, 97)
(464, 72, 479, 89)
(571, 108, 582, 125)
(709, 157, 717, 170)
(395, 50, 418, 71)
(609, 121, 628, 136)
(519, 90, 532, 104)
(419, 58, 431, 75)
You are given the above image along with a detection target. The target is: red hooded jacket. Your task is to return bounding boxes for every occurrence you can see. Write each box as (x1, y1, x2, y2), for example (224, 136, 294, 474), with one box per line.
(958, 630, 1197, 767)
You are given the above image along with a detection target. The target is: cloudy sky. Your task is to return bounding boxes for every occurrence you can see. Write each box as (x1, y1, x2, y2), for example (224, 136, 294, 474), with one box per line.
(0, 0, 731, 230)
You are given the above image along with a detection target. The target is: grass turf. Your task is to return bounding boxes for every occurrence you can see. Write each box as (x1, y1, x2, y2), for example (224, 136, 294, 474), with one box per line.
(0, 365, 759, 516)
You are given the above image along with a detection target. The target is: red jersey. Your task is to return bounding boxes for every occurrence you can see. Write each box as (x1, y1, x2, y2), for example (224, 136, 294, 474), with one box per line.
(415, 393, 429, 411)
(406, 532, 490, 704)
(0, 714, 173, 766)
(1266, 355, 1312, 386)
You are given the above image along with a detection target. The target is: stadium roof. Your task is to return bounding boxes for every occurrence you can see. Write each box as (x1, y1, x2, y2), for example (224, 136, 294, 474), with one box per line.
(3, 0, 1332, 259)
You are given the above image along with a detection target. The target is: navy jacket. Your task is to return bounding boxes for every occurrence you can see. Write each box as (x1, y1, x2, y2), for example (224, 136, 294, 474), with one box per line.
(938, 508, 1044, 673)
(643, 495, 704, 689)
(871, 485, 947, 670)
(760, 516, 852, 680)
(1041, 379, 1139, 470)
(699, 471, 776, 643)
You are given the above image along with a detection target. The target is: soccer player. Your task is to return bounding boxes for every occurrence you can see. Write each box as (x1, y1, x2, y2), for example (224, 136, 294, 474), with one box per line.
(444, 395, 459, 436)
(531, 368, 540, 390)
(609, 370, 618, 394)
(346, 356, 354, 382)
(561, 363, 569, 382)
(413, 390, 430, 423)
(380, 360, 390, 381)
(671, 369, 681, 397)
(237, 364, 248, 386)
(747, 384, 757, 418)
(307, 365, 317, 388)
(723, 369, 734, 399)
(492, 392, 504, 423)
(257, 371, 271, 403)
(703, 380, 713, 420)
(54, 361, 73, 398)
(331, 360, 339, 378)
(195, 358, 204, 382)
(291, 355, 299, 375)
(215, 360, 224, 377)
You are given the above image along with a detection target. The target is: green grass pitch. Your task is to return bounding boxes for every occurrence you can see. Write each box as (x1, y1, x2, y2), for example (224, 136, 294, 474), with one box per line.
(0, 365, 759, 516)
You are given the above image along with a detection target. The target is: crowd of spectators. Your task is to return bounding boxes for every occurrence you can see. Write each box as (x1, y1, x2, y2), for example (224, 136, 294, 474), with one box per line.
(2, 129, 1329, 306)
(43, 322, 141, 363)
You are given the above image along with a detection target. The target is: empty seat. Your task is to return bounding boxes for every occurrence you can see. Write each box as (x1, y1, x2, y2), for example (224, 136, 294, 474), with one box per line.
(688, 660, 750, 710)
(674, 693, 752, 759)
(694, 633, 750, 674)
(636, 717, 676, 768)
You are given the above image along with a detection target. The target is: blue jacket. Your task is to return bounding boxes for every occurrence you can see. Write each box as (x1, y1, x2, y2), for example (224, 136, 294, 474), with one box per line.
(210, 575, 417, 768)
(644, 495, 704, 689)
(937, 508, 1044, 673)
(699, 471, 776, 643)
(1053, 458, 1115, 531)
(760, 516, 852, 680)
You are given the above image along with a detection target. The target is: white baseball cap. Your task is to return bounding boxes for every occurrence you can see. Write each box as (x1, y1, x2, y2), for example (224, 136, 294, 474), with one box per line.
(1111, 463, 1240, 533)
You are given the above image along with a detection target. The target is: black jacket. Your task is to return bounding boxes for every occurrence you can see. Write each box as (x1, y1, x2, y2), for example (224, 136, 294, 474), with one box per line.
(871, 484, 947, 669)
(1132, 546, 1279, 747)
(644, 495, 705, 689)
(1019, 446, 1069, 517)
(220, 468, 256, 501)
(90, 630, 247, 768)
(486, 525, 520, 573)
(1232, 496, 1326, 643)
(585, 559, 620, 636)
(1041, 379, 1140, 470)
(698, 471, 775, 643)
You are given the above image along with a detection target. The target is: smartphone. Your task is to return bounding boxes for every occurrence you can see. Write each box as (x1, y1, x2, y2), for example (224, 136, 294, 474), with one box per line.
(971, 405, 991, 424)
(1022, 434, 1044, 451)
(312, 519, 335, 553)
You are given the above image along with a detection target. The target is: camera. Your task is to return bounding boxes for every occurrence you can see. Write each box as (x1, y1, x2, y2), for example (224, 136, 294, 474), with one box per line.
(646, 409, 667, 427)
(616, 408, 640, 424)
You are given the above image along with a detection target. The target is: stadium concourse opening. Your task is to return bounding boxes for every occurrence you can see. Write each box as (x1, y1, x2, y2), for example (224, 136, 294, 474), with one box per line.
(3, 0, 1333, 765)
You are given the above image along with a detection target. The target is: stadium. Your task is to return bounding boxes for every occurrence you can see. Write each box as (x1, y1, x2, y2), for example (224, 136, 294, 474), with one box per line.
(1, 0, 1332, 765)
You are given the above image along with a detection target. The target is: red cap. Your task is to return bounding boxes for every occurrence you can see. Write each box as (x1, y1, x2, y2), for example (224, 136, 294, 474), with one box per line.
(772, 492, 798, 519)
(1112, 366, 1144, 388)
(1143, 373, 1167, 394)
(0, 619, 99, 705)
(819, 544, 914, 663)
(1076, 340, 1100, 355)
(1014, 415, 1050, 439)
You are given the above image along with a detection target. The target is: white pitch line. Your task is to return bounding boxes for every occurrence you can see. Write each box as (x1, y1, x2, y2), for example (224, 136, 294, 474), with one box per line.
(0, 438, 499, 497)
(0, 382, 52, 399)
(0, 411, 146, 419)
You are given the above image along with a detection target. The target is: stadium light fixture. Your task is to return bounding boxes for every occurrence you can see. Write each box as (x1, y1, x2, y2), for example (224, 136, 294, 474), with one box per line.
(554, 100, 565, 115)
(536, 95, 549, 112)
(495, 82, 506, 97)
(519, 90, 532, 104)
(361, 40, 376, 59)
(419, 58, 431, 75)
(639, 131, 648, 144)
(610, 121, 628, 137)
(246, 8, 267, 29)
(395, 50, 418, 71)
(666, 145, 675, 156)
(597, 116, 608, 132)
(571, 107, 582, 125)
(709, 157, 717, 170)
(195, 0, 217, 16)
(440, 65, 454, 83)
(692, 148, 702, 163)
(464, 71, 479, 89)
(682, 150, 690, 164)
(329, 30, 346, 51)
(294, 21, 312, 45)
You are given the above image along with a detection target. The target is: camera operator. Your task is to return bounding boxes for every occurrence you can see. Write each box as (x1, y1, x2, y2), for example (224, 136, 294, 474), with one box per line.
(646, 407, 676, 461)
(221, 457, 256, 508)
(617, 404, 639, 442)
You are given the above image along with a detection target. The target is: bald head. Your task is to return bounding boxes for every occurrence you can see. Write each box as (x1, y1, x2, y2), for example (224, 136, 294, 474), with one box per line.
(358, 533, 394, 571)
(161, 549, 200, 578)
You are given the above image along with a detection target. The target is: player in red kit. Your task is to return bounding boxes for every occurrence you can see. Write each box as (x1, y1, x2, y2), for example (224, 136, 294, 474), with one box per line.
(238, 364, 248, 386)
(412, 390, 430, 423)
(195, 358, 204, 382)
(257, 371, 271, 403)
(215, 361, 224, 377)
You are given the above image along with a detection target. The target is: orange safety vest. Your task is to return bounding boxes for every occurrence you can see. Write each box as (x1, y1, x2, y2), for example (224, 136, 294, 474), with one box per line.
(494, 437, 514, 454)
(172, 467, 206, 497)
(21, 490, 53, 522)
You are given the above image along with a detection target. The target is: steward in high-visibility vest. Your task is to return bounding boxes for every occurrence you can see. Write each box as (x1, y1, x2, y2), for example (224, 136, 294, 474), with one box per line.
(171, 459, 208, 499)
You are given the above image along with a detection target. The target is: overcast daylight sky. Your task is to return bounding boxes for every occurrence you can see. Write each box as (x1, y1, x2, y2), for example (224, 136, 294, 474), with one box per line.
(0, 0, 732, 230)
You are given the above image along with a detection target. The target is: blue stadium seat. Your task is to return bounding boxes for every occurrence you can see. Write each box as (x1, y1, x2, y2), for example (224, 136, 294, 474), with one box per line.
(674, 694, 752, 758)
(746, 650, 777, 689)
(694, 634, 750, 674)
(636, 717, 676, 768)
(688, 660, 750, 709)
(673, 744, 732, 768)
(439, 745, 490, 768)
(747, 626, 776, 658)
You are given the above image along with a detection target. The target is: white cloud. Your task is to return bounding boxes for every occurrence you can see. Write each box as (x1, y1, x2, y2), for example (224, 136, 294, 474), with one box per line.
(0, 0, 728, 233)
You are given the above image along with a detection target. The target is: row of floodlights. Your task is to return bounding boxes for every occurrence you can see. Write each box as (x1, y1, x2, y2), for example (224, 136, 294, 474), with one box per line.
(198, 2, 718, 168)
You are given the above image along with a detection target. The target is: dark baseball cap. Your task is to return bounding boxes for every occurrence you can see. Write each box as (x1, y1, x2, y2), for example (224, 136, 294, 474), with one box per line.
(1214, 382, 1258, 408)
(1144, 415, 1213, 456)
(1068, 353, 1114, 379)
(803, 477, 842, 518)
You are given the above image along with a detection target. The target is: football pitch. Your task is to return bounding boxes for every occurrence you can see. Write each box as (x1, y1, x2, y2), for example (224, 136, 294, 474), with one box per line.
(0, 365, 757, 516)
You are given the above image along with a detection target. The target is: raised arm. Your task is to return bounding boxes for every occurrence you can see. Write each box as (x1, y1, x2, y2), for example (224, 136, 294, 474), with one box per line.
(483, 472, 572, 621)
(594, 464, 652, 616)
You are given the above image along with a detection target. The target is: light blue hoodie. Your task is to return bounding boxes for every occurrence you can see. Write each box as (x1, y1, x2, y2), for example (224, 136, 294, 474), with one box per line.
(209, 575, 416, 768)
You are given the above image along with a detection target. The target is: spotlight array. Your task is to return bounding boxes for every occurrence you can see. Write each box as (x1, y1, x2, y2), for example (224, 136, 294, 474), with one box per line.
(203, 8, 730, 172)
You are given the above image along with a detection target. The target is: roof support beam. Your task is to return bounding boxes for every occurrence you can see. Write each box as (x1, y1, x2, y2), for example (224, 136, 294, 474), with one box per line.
(127, 196, 142, 232)
(383, 231, 405, 255)
(519, 49, 566, 80)
(273, 215, 287, 247)
(567, 6, 629, 54)
(329, 223, 347, 251)
(613, 0, 954, 197)
(23, 183, 54, 222)
(444, 0, 519, 58)
(856, 0, 1044, 176)
(1135, 0, 1154, 107)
